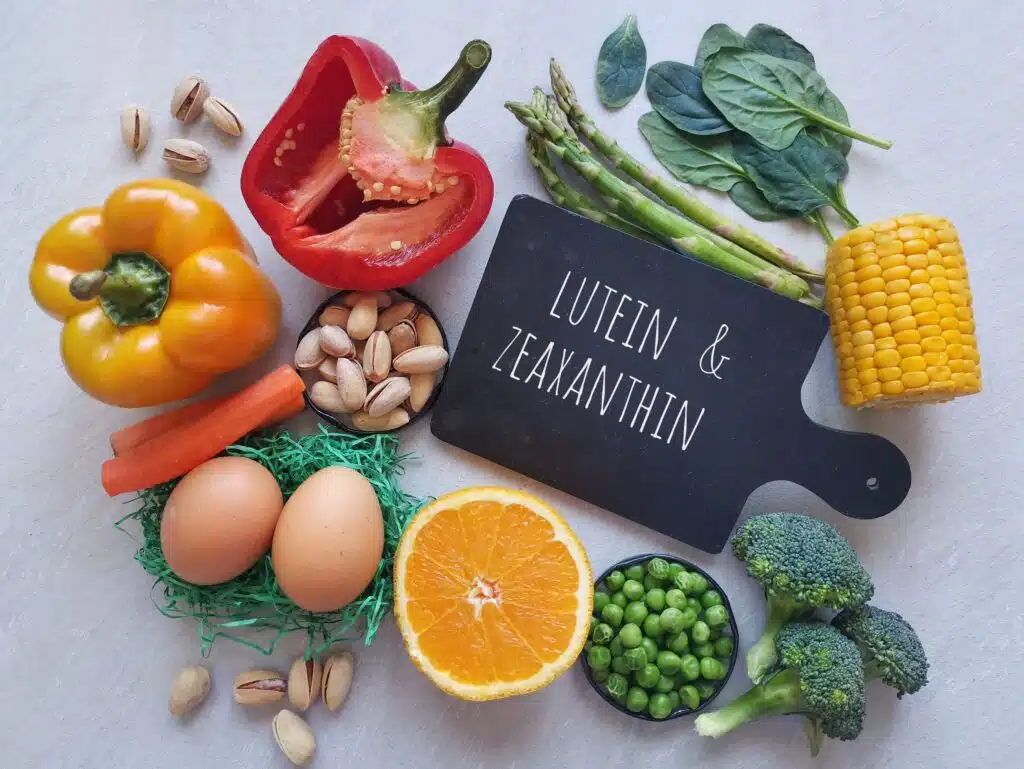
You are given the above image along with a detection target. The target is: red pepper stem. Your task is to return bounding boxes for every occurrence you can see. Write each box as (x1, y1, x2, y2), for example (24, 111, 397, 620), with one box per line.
(408, 40, 491, 139)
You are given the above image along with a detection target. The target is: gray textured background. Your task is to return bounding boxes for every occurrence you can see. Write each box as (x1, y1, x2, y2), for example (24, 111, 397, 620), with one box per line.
(1, 1, 1020, 766)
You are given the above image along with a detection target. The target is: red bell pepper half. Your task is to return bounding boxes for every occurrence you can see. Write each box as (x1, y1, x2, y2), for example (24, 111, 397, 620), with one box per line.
(241, 37, 495, 290)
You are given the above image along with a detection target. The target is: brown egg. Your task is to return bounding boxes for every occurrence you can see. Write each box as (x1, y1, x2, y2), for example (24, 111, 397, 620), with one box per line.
(161, 456, 284, 585)
(272, 467, 384, 613)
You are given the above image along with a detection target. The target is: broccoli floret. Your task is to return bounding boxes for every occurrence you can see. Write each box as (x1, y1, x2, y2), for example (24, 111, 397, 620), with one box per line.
(833, 605, 929, 697)
(694, 621, 866, 747)
(731, 513, 874, 682)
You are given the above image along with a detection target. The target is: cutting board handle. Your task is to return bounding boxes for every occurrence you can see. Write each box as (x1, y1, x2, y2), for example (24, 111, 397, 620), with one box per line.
(781, 420, 912, 519)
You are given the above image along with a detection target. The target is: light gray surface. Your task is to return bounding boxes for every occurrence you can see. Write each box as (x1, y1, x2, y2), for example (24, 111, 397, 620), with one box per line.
(1, 1, 1021, 766)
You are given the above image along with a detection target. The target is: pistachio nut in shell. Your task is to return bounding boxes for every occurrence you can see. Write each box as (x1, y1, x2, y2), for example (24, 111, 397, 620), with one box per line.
(233, 669, 287, 706)
(171, 75, 210, 122)
(272, 709, 316, 766)
(169, 665, 211, 717)
(322, 652, 354, 712)
(287, 655, 322, 711)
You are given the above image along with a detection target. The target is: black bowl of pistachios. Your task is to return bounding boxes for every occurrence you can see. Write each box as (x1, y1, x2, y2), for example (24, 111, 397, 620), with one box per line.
(294, 288, 450, 434)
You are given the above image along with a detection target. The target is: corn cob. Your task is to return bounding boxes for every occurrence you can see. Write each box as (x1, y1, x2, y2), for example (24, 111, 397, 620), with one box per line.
(825, 214, 981, 407)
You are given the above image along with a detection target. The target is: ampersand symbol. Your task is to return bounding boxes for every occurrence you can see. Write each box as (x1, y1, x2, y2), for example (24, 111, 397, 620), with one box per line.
(699, 324, 731, 381)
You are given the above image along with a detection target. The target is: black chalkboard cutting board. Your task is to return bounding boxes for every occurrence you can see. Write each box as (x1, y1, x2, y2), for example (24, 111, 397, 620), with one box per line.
(431, 196, 911, 553)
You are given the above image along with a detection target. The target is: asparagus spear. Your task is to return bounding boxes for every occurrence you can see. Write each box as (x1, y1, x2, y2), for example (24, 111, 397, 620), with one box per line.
(505, 94, 812, 301)
(527, 133, 660, 244)
(549, 59, 823, 282)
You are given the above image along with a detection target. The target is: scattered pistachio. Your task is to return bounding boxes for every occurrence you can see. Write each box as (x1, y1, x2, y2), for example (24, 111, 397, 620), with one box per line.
(287, 656, 323, 712)
(233, 669, 288, 706)
(272, 709, 316, 766)
(171, 75, 209, 123)
(322, 652, 354, 712)
(202, 96, 244, 136)
(162, 138, 210, 174)
(120, 105, 150, 153)
(169, 665, 210, 717)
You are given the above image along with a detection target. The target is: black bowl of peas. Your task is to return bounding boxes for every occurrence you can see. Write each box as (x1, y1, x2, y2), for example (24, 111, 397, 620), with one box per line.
(580, 554, 739, 721)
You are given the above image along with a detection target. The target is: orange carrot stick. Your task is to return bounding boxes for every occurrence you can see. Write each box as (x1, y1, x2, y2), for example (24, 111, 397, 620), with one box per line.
(110, 390, 307, 456)
(101, 365, 305, 496)
(110, 395, 233, 456)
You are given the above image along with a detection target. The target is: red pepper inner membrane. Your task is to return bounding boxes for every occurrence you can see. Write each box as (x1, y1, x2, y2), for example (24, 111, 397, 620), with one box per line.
(254, 57, 477, 262)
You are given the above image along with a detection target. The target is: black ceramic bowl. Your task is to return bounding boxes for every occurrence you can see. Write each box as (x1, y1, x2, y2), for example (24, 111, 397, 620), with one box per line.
(581, 553, 739, 721)
(297, 288, 450, 435)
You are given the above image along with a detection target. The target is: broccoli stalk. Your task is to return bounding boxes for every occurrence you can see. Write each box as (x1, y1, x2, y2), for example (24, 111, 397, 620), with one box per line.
(731, 513, 874, 683)
(695, 621, 866, 747)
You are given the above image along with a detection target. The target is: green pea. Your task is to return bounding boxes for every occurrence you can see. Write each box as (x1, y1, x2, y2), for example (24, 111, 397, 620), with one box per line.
(693, 642, 716, 659)
(668, 562, 685, 580)
(642, 613, 662, 638)
(601, 603, 624, 628)
(686, 597, 702, 614)
(664, 588, 687, 610)
(643, 573, 664, 591)
(590, 615, 598, 633)
(646, 557, 670, 580)
(691, 620, 711, 644)
(606, 671, 628, 698)
(625, 686, 649, 713)
(624, 564, 645, 582)
(695, 681, 717, 700)
(714, 637, 735, 658)
(679, 684, 700, 710)
(656, 651, 682, 676)
(648, 692, 673, 720)
(667, 690, 681, 712)
(605, 570, 626, 592)
(611, 655, 631, 675)
(641, 637, 659, 664)
(619, 623, 643, 649)
(609, 636, 624, 657)
(700, 589, 723, 609)
(635, 663, 660, 689)
(659, 607, 685, 635)
(592, 623, 614, 644)
(671, 571, 693, 594)
(587, 645, 611, 671)
(688, 573, 709, 595)
(679, 654, 700, 681)
(699, 657, 726, 680)
(592, 669, 609, 683)
(705, 604, 729, 629)
(593, 592, 610, 614)
(622, 579, 645, 602)
(678, 608, 698, 630)
(624, 647, 647, 671)
(655, 674, 676, 693)
(666, 632, 690, 655)
(645, 588, 667, 612)
(623, 601, 648, 626)
(610, 591, 628, 609)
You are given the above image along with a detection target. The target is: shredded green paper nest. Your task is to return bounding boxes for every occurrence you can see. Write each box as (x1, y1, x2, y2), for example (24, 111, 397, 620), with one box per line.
(115, 425, 424, 657)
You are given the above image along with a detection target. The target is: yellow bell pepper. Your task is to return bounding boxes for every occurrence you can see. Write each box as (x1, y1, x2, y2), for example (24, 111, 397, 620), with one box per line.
(29, 179, 282, 408)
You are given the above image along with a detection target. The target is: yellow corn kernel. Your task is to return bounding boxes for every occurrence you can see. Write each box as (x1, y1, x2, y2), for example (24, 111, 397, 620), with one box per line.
(878, 254, 907, 270)
(862, 292, 888, 309)
(897, 344, 922, 357)
(888, 305, 913, 322)
(878, 366, 902, 382)
(901, 371, 930, 389)
(891, 316, 917, 333)
(859, 277, 886, 294)
(826, 214, 980, 407)
(866, 306, 889, 324)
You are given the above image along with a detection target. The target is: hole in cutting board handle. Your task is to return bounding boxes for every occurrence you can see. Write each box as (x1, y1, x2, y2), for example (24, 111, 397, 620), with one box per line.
(865, 476, 879, 491)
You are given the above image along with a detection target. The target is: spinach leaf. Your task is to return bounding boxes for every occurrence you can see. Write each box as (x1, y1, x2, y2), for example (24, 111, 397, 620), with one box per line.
(597, 14, 647, 109)
(732, 132, 855, 223)
(638, 111, 743, 191)
(808, 93, 853, 157)
(728, 181, 796, 222)
(746, 24, 816, 69)
(695, 23, 750, 69)
(645, 62, 731, 136)
(702, 49, 892, 150)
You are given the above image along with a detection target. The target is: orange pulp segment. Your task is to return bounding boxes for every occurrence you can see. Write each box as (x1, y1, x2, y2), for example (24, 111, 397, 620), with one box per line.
(394, 487, 593, 700)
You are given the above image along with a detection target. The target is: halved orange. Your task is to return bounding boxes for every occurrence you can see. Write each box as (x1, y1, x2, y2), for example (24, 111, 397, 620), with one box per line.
(394, 487, 593, 701)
